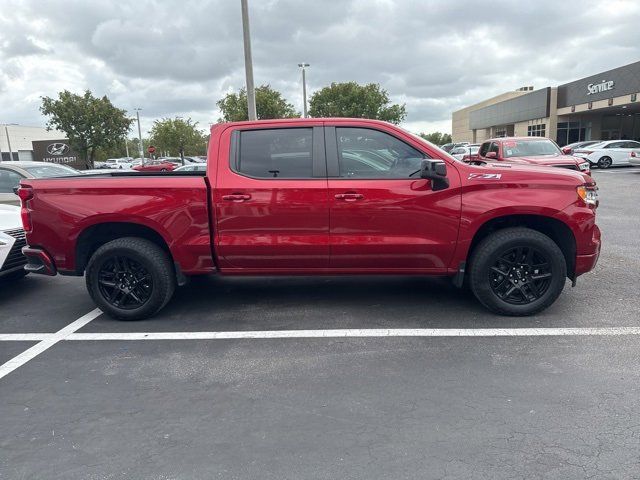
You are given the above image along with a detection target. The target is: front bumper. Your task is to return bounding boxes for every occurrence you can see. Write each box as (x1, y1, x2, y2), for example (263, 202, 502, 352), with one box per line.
(575, 224, 601, 276)
(22, 246, 57, 276)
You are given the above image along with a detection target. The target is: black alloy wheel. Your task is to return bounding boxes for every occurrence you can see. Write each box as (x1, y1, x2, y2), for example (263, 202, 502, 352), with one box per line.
(597, 156, 612, 169)
(489, 246, 552, 305)
(97, 256, 153, 310)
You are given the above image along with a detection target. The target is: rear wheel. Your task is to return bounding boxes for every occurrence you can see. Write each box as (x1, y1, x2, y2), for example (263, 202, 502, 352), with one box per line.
(469, 228, 567, 316)
(86, 237, 175, 320)
(597, 156, 613, 169)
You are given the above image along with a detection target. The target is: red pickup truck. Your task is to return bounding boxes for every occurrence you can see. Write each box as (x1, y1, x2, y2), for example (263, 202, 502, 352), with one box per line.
(477, 137, 592, 175)
(18, 118, 601, 320)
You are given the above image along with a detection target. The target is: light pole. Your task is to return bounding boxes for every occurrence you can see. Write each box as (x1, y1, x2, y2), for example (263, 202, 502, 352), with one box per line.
(298, 63, 310, 118)
(241, 0, 257, 120)
(134, 108, 144, 165)
(4, 125, 14, 161)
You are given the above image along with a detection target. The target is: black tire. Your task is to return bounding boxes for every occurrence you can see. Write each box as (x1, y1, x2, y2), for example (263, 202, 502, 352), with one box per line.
(597, 156, 612, 169)
(0, 269, 28, 283)
(86, 237, 175, 320)
(469, 228, 567, 316)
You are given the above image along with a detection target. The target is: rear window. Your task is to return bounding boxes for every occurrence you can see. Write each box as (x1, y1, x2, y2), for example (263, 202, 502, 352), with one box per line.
(236, 128, 313, 178)
(22, 164, 79, 177)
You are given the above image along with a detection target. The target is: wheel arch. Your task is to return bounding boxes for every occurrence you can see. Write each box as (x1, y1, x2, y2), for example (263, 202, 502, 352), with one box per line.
(467, 214, 577, 280)
(75, 222, 173, 275)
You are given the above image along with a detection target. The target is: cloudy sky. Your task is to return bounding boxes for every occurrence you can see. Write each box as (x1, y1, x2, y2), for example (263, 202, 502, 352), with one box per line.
(1, 0, 639, 137)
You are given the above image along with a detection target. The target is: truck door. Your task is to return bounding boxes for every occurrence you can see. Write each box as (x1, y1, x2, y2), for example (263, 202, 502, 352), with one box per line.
(326, 125, 461, 271)
(214, 125, 329, 270)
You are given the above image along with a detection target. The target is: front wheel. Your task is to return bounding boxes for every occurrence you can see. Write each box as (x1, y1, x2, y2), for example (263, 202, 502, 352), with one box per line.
(469, 228, 567, 316)
(597, 156, 613, 169)
(86, 237, 175, 320)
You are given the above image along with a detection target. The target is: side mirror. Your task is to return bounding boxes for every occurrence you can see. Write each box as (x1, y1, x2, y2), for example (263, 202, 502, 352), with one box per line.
(420, 159, 449, 191)
(485, 151, 498, 159)
(12, 186, 19, 195)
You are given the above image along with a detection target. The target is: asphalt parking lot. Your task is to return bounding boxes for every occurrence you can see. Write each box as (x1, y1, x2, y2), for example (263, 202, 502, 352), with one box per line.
(1, 168, 639, 479)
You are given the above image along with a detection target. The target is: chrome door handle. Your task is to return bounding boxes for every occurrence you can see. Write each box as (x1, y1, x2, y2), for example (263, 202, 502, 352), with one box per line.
(222, 193, 251, 202)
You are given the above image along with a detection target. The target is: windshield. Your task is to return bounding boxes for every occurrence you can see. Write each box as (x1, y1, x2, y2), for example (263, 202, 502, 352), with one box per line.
(502, 139, 561, 158)
(23, 164, 80, 177)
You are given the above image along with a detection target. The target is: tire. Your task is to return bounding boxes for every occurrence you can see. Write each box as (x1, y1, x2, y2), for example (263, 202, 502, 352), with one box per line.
(85, 237, 175, 320)
(597, 156, 612, 169)
(468, 227, 567, 316)
(160, 168, 167, 172)
(0, 269, 28, 283)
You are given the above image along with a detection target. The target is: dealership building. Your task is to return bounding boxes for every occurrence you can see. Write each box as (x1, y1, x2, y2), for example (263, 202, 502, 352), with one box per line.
(452, 60, 640, 146)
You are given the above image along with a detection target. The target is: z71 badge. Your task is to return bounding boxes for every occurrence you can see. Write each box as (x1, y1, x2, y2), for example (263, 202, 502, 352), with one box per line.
(468, 173, 502, 180)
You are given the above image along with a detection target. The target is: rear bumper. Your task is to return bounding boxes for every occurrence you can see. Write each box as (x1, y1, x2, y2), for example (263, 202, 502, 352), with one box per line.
(22, 246, 57, 276)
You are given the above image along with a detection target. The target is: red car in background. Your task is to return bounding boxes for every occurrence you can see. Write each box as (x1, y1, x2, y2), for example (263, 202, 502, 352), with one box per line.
(477, 137, 591, 176)
(132, 160, 178, 172)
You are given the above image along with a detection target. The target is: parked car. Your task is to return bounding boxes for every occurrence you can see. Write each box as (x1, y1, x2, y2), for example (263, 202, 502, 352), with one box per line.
(19, 118, 600, 320)
(0, 204, 27, 280)
(105, 158, 134, 169)
(174, 164, 207, 172)
(440, 143, 455, 152)
(132, 160, 178, 172)
(450, 144, 480, 162)
(477, 137, 591, 175)
(573, 140, 640, 168)
(561, 140, 601, 155)
(0, 161, 81, 205)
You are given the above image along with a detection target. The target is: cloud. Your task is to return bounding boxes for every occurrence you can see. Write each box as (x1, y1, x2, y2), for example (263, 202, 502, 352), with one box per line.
(0, 0, 639, 135)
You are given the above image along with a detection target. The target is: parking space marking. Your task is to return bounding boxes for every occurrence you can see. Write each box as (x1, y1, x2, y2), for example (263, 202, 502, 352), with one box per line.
(65, 326, 640, 340)
(0, 308, 102, 381)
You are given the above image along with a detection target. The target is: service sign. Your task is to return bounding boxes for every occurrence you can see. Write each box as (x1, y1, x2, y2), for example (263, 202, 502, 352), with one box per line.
(32, 139, 85, 170)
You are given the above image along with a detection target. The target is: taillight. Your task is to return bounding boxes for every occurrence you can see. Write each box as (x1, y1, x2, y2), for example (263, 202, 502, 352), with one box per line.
(17, 186, 34, 232)
(632, 151, 637, 158)
(580, 150, 593, 155)
(561, 147, 571, 154)
(462, 155, 470, 162)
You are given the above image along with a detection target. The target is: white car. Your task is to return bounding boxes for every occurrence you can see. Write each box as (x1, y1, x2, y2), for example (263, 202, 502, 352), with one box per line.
(105, 158, 134, 169)
(450, 144, 480, 162)
(0, 204, 27, 280)
(174, 164, 207, 172)
(573, 140, 640, 168)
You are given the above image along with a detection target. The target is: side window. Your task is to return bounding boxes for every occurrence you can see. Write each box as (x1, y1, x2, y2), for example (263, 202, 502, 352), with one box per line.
(489, 142, 500, 154)
(605, 142, 624, 149)
(623, 141, 640, 149)
(479, 142, 490, 157)
(236, 128, 313, 178)
(336, 127, 426, 179)
(451, 148, 464, 155)
(0, 169, 23, 193)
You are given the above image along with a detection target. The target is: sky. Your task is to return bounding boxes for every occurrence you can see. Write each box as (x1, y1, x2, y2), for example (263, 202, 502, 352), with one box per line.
(1, 0, 639, 137)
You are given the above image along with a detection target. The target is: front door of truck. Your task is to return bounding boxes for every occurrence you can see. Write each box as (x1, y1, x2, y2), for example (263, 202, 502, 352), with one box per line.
(215, 125, 329, 270)
(326, 125, 461, 271)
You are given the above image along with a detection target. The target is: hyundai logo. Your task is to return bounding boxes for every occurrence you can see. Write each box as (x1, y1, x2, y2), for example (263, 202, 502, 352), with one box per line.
(47, 143, 69, 155)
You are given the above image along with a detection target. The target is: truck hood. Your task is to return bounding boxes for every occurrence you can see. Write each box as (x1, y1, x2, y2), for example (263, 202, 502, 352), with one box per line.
(477, 161, 591, 183)
(0, 204, 21, 231)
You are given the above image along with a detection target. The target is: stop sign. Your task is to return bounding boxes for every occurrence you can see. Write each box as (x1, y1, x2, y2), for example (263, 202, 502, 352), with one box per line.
(147, 145, 156, 154)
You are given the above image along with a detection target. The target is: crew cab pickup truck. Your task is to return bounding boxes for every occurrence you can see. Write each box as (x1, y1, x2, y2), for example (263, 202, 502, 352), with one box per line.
(18, 119, 601, 320)
(477, 137, 592, 176)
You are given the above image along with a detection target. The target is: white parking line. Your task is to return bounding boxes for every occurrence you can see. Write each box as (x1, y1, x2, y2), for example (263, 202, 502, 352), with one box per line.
(66, 326, 640, 340)
(0, 308, 102, 381)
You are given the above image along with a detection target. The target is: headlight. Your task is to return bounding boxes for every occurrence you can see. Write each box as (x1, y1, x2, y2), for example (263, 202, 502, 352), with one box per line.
(579, 162, 590, 171)
(577, 185, 599, 208)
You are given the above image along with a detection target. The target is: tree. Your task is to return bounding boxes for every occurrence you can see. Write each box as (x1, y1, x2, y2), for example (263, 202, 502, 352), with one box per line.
(418, 132, 452, 146)
(217, 85, 299, 122)
(40, 90, 133, 168)
(308, 82, 406, 124)
(149, 117, 207, 158)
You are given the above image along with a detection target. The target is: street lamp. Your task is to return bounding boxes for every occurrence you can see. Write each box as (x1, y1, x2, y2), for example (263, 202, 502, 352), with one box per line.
(241, 0, 257, 121)
(134, 108, 144, 165)
(298, 63, 310, 118)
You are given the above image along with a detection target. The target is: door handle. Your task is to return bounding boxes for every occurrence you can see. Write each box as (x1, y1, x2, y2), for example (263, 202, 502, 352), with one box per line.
(222, 193, 252, 202)
(335, 193, 364, 201)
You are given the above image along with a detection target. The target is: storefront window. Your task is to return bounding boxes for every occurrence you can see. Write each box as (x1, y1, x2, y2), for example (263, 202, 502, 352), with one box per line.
(527, 124, 546, 137)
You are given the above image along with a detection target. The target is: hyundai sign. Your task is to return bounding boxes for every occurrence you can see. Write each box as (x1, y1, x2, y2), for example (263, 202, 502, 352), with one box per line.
(32, 139, 84, 169)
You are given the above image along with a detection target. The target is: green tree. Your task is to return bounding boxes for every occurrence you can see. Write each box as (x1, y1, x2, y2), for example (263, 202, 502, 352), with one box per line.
(40, 90, 133, 168)
(149, 117, 207, 158)
(418, 132, 452, 146)
(217, 84, 299, 122)
(308, 82, 406, 124)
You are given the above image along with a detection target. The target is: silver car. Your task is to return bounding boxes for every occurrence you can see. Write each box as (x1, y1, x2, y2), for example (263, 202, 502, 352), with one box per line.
(0, 204, 27, 280)
(0, 161, 80, 205)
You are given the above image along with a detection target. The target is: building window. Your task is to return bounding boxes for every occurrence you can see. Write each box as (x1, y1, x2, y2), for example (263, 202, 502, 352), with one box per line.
(527, 124, 546, 137)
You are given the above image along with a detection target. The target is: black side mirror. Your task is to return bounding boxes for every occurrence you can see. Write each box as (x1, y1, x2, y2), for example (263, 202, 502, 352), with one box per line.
(420, 159, 449, 191)
(12, 186, 19, 195)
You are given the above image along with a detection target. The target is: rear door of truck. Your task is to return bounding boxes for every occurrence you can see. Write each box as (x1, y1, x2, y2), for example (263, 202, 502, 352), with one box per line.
(213, 122, 329, 270)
